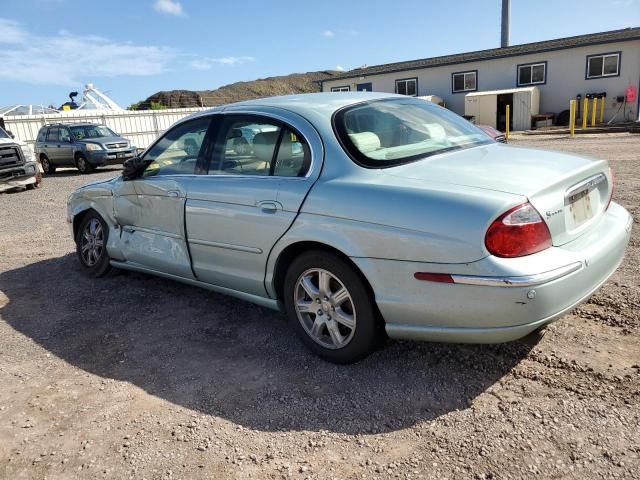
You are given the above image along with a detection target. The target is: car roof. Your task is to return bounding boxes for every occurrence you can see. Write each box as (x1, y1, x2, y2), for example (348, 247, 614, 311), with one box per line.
(215, 92, 400, 117)
(42, 122, 103, 128)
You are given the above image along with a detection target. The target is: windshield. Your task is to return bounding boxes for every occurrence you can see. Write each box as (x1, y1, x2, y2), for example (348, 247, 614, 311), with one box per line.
(70, 125, 118, 140)
(0, 127, 9, 139)
(334, 98, 493, 168)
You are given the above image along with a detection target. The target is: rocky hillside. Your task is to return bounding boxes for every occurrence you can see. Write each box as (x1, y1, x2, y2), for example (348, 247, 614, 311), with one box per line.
(133, 70, 338, 109)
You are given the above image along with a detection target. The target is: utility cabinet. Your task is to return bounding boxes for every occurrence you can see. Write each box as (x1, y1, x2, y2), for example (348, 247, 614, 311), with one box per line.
(465, 87, 540, 131)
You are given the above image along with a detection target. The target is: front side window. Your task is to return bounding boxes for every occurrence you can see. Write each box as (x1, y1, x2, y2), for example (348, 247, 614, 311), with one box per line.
(452, 71, 477, 93)
(331, 86, 350, 92)
(334, 97, 492, 168)
(395, 78, 417, 96)
(209, 116, 310, 177)
(518, 62, 546, 86)
(143, 117, 211, 177)
(46, 127, 60, 142)
(587, 52, 620, 78)
(59, 127, 71, 143)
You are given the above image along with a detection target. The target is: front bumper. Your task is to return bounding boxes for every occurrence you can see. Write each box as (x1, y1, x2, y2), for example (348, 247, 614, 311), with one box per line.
(0, 161, 38, 192)
(85, 149, 135, 166)
(353, 202, 633, 343)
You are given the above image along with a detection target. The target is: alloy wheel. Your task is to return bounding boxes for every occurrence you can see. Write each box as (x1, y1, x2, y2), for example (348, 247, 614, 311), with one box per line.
(294, 268, 356, 349)
(80, 218, 104, 267)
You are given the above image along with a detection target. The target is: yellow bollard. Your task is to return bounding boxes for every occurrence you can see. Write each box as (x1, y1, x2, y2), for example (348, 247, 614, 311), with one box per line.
(569, 99, 576, 137)
(582, 97, 588, 129)
(505, 104, 510, 140)
(591, 97, 597, 126)
(599, 96, 605, 124)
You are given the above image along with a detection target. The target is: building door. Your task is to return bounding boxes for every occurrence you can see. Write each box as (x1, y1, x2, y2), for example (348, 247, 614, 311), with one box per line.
(357, 83, 373, 92)
(496, 93, 513, 132)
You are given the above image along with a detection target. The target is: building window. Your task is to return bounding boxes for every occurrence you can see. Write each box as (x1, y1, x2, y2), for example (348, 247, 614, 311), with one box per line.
(517, 62, 547, 86)
(395, 78, 418, 96)
(586, 52, 620, 79)
(331, 86, 350, 92)
(452, 71, 477, 93)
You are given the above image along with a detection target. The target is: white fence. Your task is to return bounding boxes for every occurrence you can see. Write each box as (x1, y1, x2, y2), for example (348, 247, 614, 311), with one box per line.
(1, 107, 209, 149)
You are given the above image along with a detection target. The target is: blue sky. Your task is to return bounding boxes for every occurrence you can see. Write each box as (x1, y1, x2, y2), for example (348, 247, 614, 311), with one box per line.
(1, 0, 639, 108)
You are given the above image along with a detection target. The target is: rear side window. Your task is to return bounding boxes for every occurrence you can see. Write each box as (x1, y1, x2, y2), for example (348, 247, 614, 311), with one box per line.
(36, 129, 47, 142)
(208, 116, 310, 177)
(46, 127, 60, 142)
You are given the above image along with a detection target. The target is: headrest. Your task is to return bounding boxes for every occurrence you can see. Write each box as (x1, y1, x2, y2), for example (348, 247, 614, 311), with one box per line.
(348, 132, 380, 154)
(253, 131, 280, 161)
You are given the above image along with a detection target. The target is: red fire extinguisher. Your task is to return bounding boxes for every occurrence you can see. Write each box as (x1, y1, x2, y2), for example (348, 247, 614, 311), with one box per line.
(626, 85, 637, 103)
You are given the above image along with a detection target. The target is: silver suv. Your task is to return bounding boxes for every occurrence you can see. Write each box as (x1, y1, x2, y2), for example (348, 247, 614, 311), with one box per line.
(0, 126, 41, 192)
(34, 123, 136, 174)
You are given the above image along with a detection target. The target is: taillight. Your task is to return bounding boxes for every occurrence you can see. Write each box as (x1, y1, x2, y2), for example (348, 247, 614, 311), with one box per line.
(606, 167, 615, 210)
(485, 203, 552, 258)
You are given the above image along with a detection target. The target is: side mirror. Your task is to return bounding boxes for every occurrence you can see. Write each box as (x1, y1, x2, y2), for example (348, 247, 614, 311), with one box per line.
(7, 130, 14, 139)
(122, 156, 149, 181)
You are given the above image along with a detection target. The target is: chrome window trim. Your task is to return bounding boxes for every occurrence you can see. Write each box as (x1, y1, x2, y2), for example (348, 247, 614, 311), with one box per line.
(451, 262, 583, 287)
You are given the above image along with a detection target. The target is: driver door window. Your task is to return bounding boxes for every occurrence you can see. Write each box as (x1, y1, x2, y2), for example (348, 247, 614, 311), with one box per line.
(143, 117, 211, 177)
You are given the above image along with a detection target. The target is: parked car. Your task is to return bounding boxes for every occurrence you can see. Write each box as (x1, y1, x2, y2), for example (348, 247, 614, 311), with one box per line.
(67, 93, 632, 363)
(0, 126, 42, 192)
(35, 123, 136, 174)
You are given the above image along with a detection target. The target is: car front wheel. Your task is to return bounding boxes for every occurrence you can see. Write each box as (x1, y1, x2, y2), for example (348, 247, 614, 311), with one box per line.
(283, 251, 383, 363)
(76, 211, 112, 277)
(76, 154, 94, 174)
(41, 155, 55, 174)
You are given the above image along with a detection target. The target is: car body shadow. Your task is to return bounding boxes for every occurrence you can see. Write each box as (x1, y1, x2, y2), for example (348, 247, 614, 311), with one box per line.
(0, 254, 536, 434)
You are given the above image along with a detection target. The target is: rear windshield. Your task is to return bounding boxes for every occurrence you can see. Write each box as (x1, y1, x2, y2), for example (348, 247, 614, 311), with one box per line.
(334, 98, 493, 168)
(70, 125, 117, 140)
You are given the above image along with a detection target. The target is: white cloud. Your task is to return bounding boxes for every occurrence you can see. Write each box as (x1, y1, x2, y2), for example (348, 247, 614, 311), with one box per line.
(335, 65, 344, 71)
(322, 30, 335, 38)
(153, 0, 185, 16)
(188, 56, 256, 70)
(0, 18, 177, 85)
(0, 18, 29, 44)
(0, 18, 255, 86)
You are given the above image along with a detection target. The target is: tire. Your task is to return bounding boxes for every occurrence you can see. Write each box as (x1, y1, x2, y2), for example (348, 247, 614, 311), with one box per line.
(283, 250, 383, 364)
(26, 182, 36, 190)
(41, 155, 55, 174)
(75, 211, 112, 277)
(76, 154, 94, 174)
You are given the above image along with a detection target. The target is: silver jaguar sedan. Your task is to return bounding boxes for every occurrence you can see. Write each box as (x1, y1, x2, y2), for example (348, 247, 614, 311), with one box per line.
(67, 92, 633, 363)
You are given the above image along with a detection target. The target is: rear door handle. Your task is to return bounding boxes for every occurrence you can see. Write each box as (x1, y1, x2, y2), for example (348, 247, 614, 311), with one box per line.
(258, 201, 280, 213)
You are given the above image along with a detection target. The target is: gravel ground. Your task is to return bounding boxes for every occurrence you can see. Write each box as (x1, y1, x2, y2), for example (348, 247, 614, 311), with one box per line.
(0, 133, 638, 480)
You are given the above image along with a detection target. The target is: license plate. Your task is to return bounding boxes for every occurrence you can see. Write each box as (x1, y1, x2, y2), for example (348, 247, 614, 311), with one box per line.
(569, 191, 593, 226)
(116, 153, 127, 159)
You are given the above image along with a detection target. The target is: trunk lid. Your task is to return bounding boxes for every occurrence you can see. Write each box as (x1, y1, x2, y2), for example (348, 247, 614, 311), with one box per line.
(385, 143, 612, 246)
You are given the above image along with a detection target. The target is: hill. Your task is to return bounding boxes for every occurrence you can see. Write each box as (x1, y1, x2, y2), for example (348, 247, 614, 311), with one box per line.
(132, 70, 338, 109)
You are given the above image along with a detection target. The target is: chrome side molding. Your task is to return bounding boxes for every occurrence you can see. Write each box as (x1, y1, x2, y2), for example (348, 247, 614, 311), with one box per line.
(451, 262, 583, 287)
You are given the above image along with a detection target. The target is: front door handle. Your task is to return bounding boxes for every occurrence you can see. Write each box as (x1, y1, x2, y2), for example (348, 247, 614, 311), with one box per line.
(258, 201, 280, 213)
(167, 190, 181, 198)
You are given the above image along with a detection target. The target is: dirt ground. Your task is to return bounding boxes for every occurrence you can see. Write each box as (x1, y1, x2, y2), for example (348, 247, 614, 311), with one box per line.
(0, 133, 638, 480)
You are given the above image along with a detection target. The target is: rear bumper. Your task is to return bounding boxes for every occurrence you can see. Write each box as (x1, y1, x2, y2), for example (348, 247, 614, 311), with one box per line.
(353, 202, 632, 343)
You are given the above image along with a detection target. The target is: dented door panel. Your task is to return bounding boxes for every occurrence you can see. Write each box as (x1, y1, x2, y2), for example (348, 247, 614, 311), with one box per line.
(113, 176, 195, 278)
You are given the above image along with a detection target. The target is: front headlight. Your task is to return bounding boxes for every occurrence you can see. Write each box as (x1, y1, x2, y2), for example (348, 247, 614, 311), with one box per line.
(84, 143, 103, 151)
(21, 144, 34, 162)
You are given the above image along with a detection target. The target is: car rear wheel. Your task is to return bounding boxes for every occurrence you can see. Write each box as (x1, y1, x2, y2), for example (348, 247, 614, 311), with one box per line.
(76, 154, 94, 174)
(283, 250, 383, 364)
(40, 155, 55, 174)
(76, 211, 112, 277)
